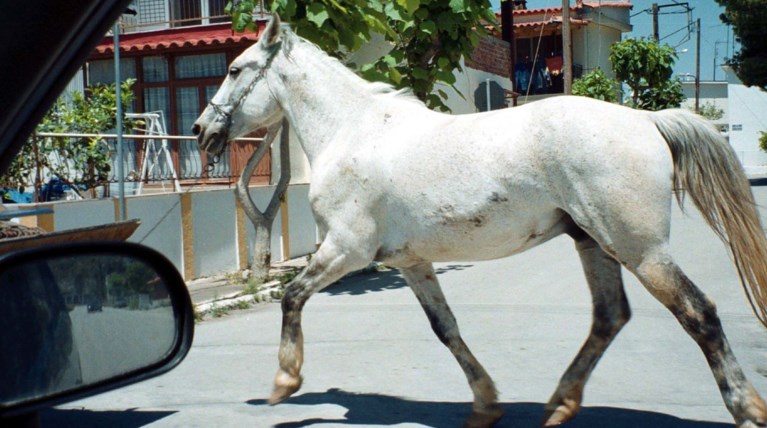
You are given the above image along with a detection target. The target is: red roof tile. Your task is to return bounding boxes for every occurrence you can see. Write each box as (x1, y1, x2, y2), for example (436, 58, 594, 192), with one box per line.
(513, 17, 590, 29)
(94, 22, 263, 55)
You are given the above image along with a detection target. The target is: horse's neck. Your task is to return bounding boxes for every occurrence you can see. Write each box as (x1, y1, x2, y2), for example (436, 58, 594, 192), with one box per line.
(273, 43, 386, 164)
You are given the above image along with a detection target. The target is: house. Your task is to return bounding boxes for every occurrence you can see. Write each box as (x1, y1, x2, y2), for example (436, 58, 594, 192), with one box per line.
(88, 0, 272, 189)
(78, 0, 516, 189)
(501, 0, 632, 104)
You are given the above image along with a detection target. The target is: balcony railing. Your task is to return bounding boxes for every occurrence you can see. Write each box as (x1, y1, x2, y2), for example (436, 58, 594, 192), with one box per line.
(121, 0, 235, 33)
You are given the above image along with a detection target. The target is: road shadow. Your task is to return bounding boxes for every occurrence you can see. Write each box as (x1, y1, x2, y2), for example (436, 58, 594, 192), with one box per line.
(323, 269, 406, 296)
(39, 408, 176, 427)
(322, 264, 476, 297)
(248, 388, 731, 428)
(435, 264, 474, 274)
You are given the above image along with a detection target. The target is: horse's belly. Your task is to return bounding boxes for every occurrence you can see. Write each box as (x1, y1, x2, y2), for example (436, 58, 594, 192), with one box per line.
(380, 208, 567, 266)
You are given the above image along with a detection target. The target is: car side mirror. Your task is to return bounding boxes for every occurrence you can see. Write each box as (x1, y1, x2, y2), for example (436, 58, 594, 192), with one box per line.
(0, 242, 194, 419)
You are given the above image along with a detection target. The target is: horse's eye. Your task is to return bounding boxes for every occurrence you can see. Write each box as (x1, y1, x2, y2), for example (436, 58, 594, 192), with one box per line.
(229, 67, 241, 77)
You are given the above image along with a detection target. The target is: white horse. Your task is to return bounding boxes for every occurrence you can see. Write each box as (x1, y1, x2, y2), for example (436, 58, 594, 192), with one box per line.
(193, 15, 767, 428)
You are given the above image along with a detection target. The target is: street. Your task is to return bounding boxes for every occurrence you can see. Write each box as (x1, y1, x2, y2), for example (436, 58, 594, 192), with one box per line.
(44, 186, 767, 427)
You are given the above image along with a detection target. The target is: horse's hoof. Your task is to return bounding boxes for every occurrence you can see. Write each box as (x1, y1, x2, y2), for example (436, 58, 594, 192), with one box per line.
(267, 373, 302, 405)
(737, 422, 766, 428)
(464, 404, 503, 428)
(735, 388, 767, 427)
(542, 401, 579, 427)
(736, 409, 767, 428)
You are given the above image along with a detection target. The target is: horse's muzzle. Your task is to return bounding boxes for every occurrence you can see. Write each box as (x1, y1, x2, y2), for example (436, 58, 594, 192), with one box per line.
(192, 121, 226, 155)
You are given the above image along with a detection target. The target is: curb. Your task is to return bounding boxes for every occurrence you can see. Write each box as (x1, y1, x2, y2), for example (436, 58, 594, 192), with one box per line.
(195, 280, 282, 313)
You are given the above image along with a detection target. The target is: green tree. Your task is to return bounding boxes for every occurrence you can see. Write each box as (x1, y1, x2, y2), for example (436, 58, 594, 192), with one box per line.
(0, 80, 136, 200)
(715, 0, 767, 89)
(758, 131, 767, 153)
(609, 37, 684, 111)
(696, 101, 725, 121)
(227, 0, 496, 111)
(572, 68, 619, 103)
(106, 260, 158, 298)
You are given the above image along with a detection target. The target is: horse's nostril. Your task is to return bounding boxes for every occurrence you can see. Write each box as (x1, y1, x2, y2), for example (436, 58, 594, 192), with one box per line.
(192, 123, 202, 136)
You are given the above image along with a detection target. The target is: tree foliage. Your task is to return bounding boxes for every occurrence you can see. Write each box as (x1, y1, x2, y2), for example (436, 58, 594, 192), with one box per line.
(572, 68, 618, 103)
(0, 80, 137, 200)
(226, 0, 495, 111)
(716, 0, 767, 89)
(697, 101, 725, 121)
(759, 131, 767, 153)
(609, 37, 684, 110)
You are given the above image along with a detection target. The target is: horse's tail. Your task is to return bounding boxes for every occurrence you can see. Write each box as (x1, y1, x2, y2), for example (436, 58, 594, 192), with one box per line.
(651, 108, 767, 328)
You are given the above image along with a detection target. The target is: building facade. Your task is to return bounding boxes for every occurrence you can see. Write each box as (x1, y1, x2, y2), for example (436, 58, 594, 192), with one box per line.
(90, 1, 270, 188)
(681, 67, 767, 177)
(503, 0, 632, 104)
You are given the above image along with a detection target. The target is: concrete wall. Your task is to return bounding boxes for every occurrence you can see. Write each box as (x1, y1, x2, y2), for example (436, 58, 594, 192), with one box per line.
(727, 82, 767, 175)
(681, 68, 767, 177)
(573, 24, 622, 77)
(15, 184, 318, 281)
(681, 81, 729, 132)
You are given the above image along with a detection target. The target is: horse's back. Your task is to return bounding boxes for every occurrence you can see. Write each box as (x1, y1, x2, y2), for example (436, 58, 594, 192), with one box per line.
(315, 96, 676, 265)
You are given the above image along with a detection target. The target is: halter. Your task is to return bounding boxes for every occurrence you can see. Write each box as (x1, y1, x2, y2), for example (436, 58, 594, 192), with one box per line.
(204, 47, 279, 172)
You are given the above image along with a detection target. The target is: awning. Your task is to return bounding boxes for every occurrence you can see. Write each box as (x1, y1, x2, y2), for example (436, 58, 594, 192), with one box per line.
(93, 22, 263, 56)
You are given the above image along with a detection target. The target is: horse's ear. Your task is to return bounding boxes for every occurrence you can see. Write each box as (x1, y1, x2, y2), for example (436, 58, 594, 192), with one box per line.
(261, 13, 282, 49)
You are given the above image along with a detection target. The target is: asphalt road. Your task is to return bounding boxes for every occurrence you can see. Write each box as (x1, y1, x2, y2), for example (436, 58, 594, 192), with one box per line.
(44, 186, 767, 427)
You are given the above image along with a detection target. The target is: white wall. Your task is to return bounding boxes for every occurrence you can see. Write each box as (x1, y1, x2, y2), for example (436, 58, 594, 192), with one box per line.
(681, 70, 767, 177)
(727, 82, 767, 175)
(191, 190, 239, 277)
(681, 81, 729, 131)
(126, 193, 185, 273)
(441, 59, 514, 114)
(573, 24, 622, 78)
(17, 185, 318, 280)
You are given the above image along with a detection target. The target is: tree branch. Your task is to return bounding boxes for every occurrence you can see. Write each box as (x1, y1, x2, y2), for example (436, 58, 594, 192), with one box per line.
(236, 121, 282, 225)
(265, 119, 291, 222)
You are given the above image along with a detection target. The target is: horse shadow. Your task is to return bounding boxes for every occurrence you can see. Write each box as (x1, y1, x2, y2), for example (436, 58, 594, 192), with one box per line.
(322, 264, 475, 296)
(39, 408, 175, 427)
(247, 388, 731, 427)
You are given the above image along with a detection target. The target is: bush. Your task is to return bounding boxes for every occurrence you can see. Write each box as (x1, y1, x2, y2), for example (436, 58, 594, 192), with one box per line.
(572, 68, 619, 103)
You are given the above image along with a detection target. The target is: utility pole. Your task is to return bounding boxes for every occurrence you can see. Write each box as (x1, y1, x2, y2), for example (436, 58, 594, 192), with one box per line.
(113, 20, 125, 221)
(501, 0, 514, 88)
(562, 0, 572, 94)
(652, 2, 691, 43)
(113, 8, 136, 221)
(695, 18, 700, 113)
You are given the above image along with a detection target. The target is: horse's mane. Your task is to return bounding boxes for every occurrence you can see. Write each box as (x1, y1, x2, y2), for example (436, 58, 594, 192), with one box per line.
(280, 26, 424, 106)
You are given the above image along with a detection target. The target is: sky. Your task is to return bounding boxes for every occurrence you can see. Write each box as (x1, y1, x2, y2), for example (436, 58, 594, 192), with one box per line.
(490, 0, 737, 81)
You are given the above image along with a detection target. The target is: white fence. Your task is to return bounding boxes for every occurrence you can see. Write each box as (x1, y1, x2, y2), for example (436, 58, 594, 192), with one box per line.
(14, 184, 317, 281)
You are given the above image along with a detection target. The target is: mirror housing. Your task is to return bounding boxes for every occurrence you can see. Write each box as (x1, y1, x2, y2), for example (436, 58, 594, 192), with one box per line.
(0, 242, 194, 418)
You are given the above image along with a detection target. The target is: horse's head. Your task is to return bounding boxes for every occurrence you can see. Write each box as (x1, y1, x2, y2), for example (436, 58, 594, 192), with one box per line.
(192, 14, 285, 155)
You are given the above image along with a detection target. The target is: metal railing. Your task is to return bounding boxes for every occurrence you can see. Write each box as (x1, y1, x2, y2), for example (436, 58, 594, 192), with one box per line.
(25, 132, 270, 197)
(121, 0, 231, 33)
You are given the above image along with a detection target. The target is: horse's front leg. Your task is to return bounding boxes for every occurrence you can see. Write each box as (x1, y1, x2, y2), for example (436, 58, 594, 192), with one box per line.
(268, 238, 370, 405)
(401, 263, 503, 428)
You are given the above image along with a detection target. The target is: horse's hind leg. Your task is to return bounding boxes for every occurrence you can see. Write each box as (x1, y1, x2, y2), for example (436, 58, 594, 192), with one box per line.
(543, 234, 631, 426)
(631, 251, 767, 428)
(401, 263, 503, 428)
(268, 238, 371, 405)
